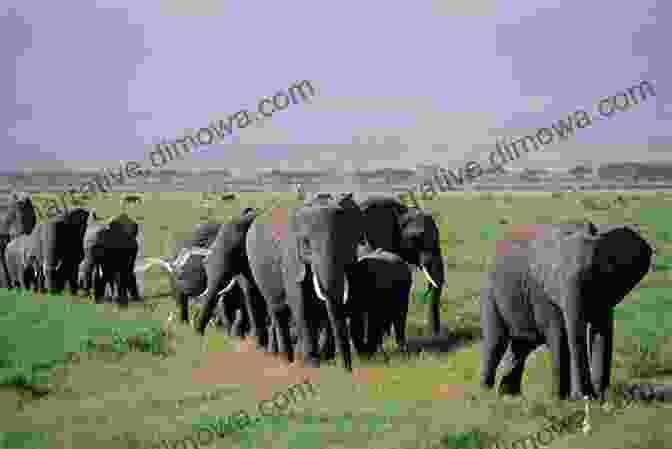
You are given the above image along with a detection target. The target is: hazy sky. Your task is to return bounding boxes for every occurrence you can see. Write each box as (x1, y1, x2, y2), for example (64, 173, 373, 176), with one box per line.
(3, 0, 670, 176)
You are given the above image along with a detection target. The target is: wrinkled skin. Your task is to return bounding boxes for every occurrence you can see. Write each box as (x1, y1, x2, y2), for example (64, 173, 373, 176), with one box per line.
(0, 193, 36, 288)
(163, 221, 251, 336)
(4, 235, 37, 290)
(171, 221, 222, 323)
(480, 223, 652, 400)
(358, 196, 445, 335)
(78, 212, 140, 305)
(194, 208, 267, 349)
(40, 208, 90, 295)
(245, 196, 363, 372)
(346, 249, 412, 357)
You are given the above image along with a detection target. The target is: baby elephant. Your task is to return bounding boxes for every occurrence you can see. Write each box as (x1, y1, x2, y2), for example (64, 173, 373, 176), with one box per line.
(480, 223, 652, 400)
(346, 248, 412, 356)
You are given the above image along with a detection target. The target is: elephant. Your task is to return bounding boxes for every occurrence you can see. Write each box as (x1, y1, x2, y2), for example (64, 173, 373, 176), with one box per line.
(346, 248, 412, 357)
(0, 192, 37, 288)
(244, 195, 364, 371)
(38, 208, 90, 295)
(162, 220, 251, 334)
(357, 196, 445, 335)
(206, 274, 251, 338)
(3, 234, 38, 290)
(479, 223, 653, 400)
(194, 208, 270, 352)
(78, 211, 140, 305)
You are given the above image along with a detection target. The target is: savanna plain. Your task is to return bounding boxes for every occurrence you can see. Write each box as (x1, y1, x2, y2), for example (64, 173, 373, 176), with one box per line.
(2, 190, 672, 449)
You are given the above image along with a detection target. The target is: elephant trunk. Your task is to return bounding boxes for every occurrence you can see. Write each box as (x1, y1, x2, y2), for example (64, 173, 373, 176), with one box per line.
(312, 262, 352, 372)
(419, 251, 445, 335)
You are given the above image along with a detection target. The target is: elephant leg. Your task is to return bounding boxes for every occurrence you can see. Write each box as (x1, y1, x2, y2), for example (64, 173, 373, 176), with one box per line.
(393, 288, 410, 351)
(230, 309, 245, 338)
(588, 309, 614, 400)
(176, 288, 190, 323)
(219, 299, 236, 335)
(267, 320, 279, 353)
(68, 264, 79, 296)
(546, 319, 571, 399)
(0, 240, 10, 289)
(238, 276, 269, 351)
(498, 339, 536, 396)
(348, 309, 367, 356)
(238, 306, 250, 337)
(93, 266, 106, 303)
(17, 270, 27, 290)
(563, 299, 596, 399)
(272, 306, 294, 364)
(366, 314, 385, 355)
(319, 316, 336, 360)
(118, 269, 129, 307)
(127, 248, 141, 302)
(479, 281, 510, 389)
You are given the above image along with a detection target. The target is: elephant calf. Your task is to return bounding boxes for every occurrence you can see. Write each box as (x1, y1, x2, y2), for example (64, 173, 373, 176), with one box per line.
(346, 248, 412, 356)
(4, 235, 37, 290)
(480, 223, 652, 400)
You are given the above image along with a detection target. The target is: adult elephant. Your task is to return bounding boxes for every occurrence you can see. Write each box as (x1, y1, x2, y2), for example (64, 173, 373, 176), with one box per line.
(245, 196, 364, 371)
(194, 208, 269, 350)
(143, 218, 251, 334)
(346, 248, 412, 357)
(479, 223, 652, 400)
(39, 208, 90, 295)
(358, 196, 445, 335)
(0, 192, 37, 288)
(77, 211, 140, 305)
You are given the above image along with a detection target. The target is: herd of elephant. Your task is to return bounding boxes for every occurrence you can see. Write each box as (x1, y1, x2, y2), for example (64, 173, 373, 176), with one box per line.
(0, 192, 141, 305)
(0, 191, 662, 403)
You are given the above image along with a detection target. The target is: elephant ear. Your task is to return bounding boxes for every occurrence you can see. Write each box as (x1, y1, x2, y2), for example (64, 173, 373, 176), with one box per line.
(588, 226, 653, 301)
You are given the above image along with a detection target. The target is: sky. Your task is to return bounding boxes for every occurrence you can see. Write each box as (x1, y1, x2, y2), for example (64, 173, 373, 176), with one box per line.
(3, 0, 670, 177)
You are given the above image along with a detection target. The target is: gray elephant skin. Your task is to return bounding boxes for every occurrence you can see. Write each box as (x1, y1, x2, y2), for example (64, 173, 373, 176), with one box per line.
(3, 234, 38, 290)
(0, 193, 37, 288)
(358, 196, 445, 335)
(171, 221, 222, 323)
(78, 211, 140, 305)
(38, 208, 90, 295)
(168, 220, 250, 336)
(480, 223, 652, 400)
(347, 249, 412, 356)
(194, 208, 268, 351)
(245, 196, 364, 372)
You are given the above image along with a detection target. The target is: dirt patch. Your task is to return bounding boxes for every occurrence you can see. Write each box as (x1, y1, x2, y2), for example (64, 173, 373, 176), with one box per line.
(191, 337, 323, 401)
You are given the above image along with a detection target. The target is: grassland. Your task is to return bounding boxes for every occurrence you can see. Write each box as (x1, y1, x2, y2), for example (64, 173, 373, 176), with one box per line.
(2, 191, 672, 449)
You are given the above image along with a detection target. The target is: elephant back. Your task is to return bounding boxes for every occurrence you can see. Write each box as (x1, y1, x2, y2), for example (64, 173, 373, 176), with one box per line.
(0, 193, 36, 238)
(354, 249, 412, 289)
(107, 213, 139, 239)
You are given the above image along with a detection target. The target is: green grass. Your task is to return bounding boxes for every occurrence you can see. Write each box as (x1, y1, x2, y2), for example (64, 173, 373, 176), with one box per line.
(1, 191, 671, 449)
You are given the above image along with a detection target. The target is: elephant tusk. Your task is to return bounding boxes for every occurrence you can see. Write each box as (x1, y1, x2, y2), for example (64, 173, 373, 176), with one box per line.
(135, 257, 175, 275)
(215, 278, 237, 296)
(312, 273, 349, 304)
(343, 276, 349, 303)
(421, 266, 439, 289)
(312, 272, 328, 303)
